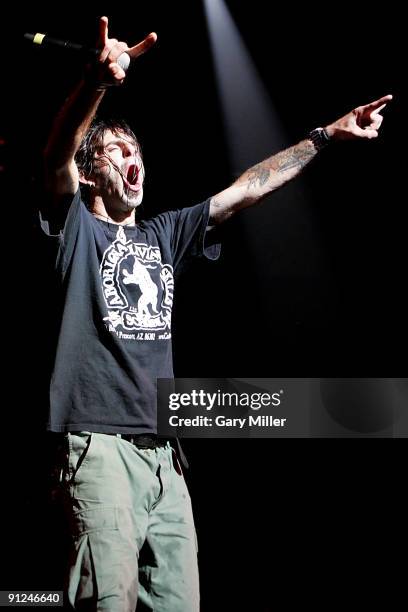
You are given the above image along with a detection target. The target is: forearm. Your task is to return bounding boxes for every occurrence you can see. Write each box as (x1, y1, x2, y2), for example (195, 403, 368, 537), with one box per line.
(210, 139, 317, 223)
(44, 79, 105, 169)
(236, 139, 316, 203)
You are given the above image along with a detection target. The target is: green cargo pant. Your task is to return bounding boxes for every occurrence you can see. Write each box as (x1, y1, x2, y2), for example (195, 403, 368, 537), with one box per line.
(59, 432, 199, 611)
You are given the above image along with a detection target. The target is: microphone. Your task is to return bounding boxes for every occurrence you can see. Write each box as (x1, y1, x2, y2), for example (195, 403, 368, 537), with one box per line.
(24, 33, 130, 71)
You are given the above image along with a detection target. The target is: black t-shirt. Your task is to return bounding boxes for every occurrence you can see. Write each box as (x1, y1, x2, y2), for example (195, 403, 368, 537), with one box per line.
(40, 189, 220, 434)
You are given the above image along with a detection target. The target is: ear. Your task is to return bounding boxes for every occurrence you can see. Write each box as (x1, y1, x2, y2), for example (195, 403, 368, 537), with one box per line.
(78, 171, 96, 188)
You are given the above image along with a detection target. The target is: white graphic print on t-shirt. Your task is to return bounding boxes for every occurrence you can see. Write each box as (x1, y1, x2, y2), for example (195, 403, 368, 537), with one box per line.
(100, 226, 173, 339)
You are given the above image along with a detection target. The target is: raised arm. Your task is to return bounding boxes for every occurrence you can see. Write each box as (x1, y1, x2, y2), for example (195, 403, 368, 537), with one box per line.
(209, 95, 393, 224)
(43, 16, 157, 199)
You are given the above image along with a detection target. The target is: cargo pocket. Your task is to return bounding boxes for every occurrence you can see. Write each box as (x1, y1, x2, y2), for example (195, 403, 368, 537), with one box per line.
(66, 506, 127, 610)
(70, 506, 118, 539)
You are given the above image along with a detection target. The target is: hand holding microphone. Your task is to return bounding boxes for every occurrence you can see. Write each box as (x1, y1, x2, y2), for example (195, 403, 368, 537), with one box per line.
(95, 16, 157, 86)
(25, 16, 157, 88)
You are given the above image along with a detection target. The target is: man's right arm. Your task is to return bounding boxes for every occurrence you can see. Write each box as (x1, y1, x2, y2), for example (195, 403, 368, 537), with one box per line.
(43, 81, 106, 198)
(43, 16, 157, 201)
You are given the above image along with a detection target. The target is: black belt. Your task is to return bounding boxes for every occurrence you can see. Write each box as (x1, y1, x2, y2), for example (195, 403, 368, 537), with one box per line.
(109, 433, 169, 449)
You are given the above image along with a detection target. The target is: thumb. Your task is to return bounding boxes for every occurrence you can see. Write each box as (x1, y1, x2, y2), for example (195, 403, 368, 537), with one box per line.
(357, 126, 378, 139)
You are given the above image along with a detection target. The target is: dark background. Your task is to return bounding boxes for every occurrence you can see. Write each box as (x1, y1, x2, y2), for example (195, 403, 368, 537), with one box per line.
(1, 4, 405, 610)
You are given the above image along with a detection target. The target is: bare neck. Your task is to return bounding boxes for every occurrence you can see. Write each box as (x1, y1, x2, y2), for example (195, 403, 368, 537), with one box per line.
(90, 195, 136, 226)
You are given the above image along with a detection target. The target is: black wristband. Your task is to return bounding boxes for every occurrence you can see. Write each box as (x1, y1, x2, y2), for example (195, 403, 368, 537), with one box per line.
(309, 127, 331, 151)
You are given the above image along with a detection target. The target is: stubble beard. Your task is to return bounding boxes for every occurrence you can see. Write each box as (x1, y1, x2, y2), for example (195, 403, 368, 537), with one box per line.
(121, 186, 143, 211)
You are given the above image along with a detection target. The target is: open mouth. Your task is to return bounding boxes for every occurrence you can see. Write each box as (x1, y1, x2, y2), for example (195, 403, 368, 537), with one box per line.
(124, 164, 142, 190)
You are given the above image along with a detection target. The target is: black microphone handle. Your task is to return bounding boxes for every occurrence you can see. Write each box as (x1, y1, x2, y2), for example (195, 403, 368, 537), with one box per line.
(24, 33, 130, 70)
(24, 33, 98, 57)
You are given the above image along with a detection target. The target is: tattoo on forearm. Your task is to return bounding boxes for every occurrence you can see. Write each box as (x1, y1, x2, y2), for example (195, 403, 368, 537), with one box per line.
(247, 164, 270, 189)
(245, 140, 316, 191)
(276, 140, 316, 172)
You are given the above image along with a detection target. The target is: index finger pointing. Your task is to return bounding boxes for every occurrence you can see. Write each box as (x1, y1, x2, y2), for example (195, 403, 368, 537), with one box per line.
(127, 32, 158, 60)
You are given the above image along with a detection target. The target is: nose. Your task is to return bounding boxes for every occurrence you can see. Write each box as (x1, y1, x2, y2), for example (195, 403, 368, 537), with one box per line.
(124, 145, 134, 157)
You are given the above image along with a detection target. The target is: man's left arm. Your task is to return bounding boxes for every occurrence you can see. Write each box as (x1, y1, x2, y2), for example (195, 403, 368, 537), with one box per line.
(209, 95, 392, 224)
